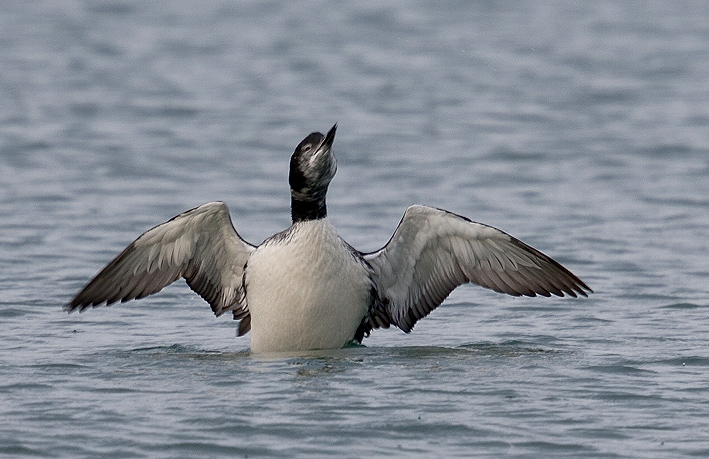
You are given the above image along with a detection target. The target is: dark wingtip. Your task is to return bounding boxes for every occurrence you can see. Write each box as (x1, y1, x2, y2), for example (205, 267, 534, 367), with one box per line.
(576, 279, 593, 297)
(64, 296, 83, 313)
(566, 282, 592, 298)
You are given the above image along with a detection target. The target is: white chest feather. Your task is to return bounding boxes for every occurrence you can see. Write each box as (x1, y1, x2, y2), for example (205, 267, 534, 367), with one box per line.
(244, 219, 371, 353)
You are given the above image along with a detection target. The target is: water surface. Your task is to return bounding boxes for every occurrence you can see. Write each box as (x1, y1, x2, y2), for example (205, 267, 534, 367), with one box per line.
(1, 1, 708, 457)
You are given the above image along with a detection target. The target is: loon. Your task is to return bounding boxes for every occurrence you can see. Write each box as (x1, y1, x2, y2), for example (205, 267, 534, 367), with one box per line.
(66, 124, 592, 353)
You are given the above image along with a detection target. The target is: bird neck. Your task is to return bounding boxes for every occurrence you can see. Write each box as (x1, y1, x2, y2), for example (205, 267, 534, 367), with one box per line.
(291, 195, 327, 223)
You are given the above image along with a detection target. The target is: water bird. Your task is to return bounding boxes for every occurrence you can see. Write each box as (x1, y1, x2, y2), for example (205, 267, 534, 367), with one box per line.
(66, 124, 592, 352)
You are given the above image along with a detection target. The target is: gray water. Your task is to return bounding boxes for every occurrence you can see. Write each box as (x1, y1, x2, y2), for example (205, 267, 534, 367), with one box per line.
(1, 1, 708, 457)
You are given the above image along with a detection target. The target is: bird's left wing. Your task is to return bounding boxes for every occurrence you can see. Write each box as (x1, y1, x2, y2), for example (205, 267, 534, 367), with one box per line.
(363, 205, 591, 333)
(66, 201, 256, 334)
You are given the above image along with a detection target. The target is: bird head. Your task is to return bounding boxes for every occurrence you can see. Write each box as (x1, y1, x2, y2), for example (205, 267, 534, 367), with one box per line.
(289, 124, 337, 202)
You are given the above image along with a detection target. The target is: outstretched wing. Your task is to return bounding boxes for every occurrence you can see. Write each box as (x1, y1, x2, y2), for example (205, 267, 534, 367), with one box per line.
(66, 201, 256, 333)
(364, 205, 592, 333)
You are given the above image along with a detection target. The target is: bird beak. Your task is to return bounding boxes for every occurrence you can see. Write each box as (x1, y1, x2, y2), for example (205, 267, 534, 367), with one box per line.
(323, 123, 337, 149)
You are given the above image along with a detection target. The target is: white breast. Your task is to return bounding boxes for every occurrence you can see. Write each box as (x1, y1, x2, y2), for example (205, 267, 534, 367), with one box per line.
(244, 219, 371, 353)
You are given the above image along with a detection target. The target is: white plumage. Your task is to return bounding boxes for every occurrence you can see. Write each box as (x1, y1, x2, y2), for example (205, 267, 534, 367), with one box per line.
(246, 219, 371, 352)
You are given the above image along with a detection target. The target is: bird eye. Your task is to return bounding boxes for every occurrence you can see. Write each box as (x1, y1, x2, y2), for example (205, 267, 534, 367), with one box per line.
(302, 144, 312, 153)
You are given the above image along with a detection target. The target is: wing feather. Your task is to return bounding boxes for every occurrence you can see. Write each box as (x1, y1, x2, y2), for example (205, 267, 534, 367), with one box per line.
(365, 205, 591, 332)
(66, 201, 256, 320)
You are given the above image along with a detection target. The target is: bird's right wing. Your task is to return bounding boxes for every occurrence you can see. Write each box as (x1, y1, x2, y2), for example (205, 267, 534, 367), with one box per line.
(66, 201, 256, 334)
(364, 205, 591, 333)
